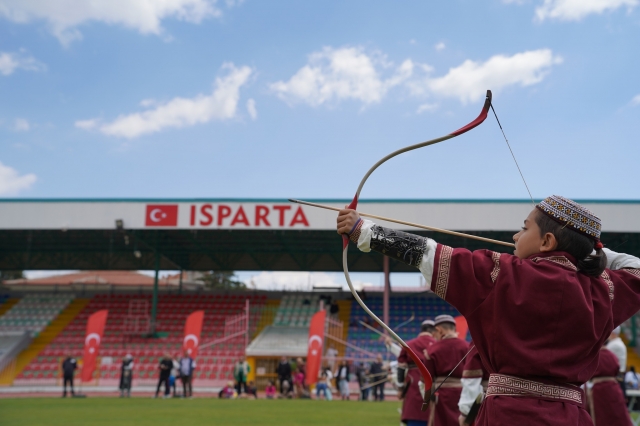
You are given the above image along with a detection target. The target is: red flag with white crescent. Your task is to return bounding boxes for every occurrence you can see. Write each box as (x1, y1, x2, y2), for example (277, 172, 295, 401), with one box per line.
(183, 310, 204, 358)
(81, 309, 108, 382)
(305, 310, 326, 386)
(455, 315, 468, 341)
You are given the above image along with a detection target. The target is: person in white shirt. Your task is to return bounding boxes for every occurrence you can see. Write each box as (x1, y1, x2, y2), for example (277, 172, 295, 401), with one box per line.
(606, 326, 628, 396)
(625, 366, 639, 390)
(326, 345, 338, 370)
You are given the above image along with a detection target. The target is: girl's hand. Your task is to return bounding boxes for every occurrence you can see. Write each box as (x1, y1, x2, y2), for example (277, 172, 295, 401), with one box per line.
(337, 207, 361, 235)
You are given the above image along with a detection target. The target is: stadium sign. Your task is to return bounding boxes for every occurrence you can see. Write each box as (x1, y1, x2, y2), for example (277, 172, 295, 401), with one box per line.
(1, 199, 640, 232)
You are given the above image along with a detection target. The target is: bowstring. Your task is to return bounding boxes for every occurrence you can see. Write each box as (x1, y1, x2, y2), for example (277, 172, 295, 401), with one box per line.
(490, 104, 535, 207)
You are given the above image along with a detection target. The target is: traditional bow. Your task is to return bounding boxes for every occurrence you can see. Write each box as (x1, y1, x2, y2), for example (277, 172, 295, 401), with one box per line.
(341, 90, 493, 408)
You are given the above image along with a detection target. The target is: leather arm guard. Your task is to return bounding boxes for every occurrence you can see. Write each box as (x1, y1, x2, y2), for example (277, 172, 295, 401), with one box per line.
(397, 365, 406, 384)
(370, 225, 427, 268)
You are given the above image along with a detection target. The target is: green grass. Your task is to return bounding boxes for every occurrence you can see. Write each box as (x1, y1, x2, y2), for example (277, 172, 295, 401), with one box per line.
(0, 398, 401, 426)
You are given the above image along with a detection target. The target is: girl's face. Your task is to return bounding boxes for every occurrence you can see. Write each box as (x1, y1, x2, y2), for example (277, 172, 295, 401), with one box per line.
(513, 209, 557, 259)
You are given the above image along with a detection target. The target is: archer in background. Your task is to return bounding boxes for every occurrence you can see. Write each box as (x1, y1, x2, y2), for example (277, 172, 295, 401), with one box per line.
(338, 195, 640, 425)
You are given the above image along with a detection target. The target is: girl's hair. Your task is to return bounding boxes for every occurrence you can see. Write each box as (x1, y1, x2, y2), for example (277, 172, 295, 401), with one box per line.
(534, 209, 607, 276)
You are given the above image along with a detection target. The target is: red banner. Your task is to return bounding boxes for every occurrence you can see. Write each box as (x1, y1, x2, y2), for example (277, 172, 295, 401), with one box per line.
(455, 315, 468, 341)
(183, 310, 205, 358)
(305, 310, 326, 386)
(81, 310, 108, 382)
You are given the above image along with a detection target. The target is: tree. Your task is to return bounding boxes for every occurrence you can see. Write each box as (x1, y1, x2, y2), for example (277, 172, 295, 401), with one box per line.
(0, 270, 24, 283)
(198, 271, 246, 290)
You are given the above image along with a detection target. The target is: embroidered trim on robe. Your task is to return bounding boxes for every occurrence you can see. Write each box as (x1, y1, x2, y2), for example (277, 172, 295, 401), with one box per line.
(486, 374, 583, 405)
(623, 268, 640, 279)
(600, 270, 614, 301)
(532, 256, 577, 271)
(434, 245, 453, 299)
(490, 251, 501, 283)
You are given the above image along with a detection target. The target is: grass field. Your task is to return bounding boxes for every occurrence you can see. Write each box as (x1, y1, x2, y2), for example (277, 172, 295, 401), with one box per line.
(0, 398, 401, 426)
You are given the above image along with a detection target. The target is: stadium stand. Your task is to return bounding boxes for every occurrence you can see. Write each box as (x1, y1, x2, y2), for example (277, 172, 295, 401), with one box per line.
(12, 293, 266, 386)
(345, 295, 460, 358)
(0, 294, 74, 336)
(273, 294, 320, 327)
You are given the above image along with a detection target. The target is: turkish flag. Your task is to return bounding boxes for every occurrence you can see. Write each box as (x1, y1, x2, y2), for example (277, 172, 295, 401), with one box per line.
(305, 310, 326, 386)
(145, 205, 178, 227)
(81, 310, 108, 382)
(455, 315, 469, 341)
(183, 310, 204, 358)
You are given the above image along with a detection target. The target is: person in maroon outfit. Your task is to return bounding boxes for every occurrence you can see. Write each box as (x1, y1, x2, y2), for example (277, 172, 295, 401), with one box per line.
(338, 195, 640, 425)
(397, 319, 437, 426)
(458, 343, 490, 426)
(588, 347, 632, 426)
(425, 315, 469, 426)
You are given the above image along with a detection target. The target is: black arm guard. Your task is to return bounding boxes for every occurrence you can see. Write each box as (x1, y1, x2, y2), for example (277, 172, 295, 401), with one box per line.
(397, 366, 406, 384)
(370, 225, 428, 268)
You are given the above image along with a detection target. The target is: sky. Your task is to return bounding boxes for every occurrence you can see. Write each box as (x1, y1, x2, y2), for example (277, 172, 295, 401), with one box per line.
(3, 0, 640, 288)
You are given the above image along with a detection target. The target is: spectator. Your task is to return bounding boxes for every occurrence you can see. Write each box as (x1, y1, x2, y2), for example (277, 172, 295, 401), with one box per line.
(369, 355, 385, 401)
(276, 357, 292, 394)
(265, 380, 277, 399)
(607, 327, 628, 396)
(293, 366, 306, 398)
(233, 357, 250, 395)
(336, 360, 350, 400)
(279, 378, 293, 399)
(61, 355, 77, 397)
(219, 381, 237, 399)
(626, 366, 639, 390)
(169, 355, 180, 397)
(155, 354, 173, 398)
(316, 370, 332, 400)
(245, 381, 258, 399)
(356, 363, 369, 401)
(118, 354, 134, 398)
(179, 351, 196, 398)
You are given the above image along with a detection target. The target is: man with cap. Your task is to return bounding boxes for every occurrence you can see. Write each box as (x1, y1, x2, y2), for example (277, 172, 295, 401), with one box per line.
(395, 319, 437, 426)
(424, 315, 469, 426)
(458, 343, 489, 426)
(606, 326, 627, 396)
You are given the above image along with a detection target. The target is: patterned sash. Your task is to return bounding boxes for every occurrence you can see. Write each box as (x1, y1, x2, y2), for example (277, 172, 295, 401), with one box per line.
(486, 373, 584, 406)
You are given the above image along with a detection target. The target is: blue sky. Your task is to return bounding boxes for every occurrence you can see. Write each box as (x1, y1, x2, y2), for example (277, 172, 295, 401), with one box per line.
(1, 0, 639, 201)
(2, 0, 640, 287)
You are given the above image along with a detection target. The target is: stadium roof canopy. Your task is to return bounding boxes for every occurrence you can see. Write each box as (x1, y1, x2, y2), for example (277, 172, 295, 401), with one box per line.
(1, 198, 639, 272)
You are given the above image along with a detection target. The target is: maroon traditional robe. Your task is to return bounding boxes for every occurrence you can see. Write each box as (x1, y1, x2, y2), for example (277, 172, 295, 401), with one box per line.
(428, 247, 640, 426)
(398, 333, 437, 423)
(426, 335, 469, 425)
(589, 348, 632, 426)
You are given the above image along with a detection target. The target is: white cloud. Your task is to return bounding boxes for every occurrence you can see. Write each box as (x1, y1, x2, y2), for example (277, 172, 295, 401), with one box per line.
(77, 63, 253, 138)
(535, 0, 638, 21)
(0, 50, 45, 76)
(270, 46, 414, 107)
(243, 271, 374, 292)
(414, 49, 563, 104)
(14, 118, 29, 131)
(435, 42, 446, 51)
(416, 103, 438, 114)
(0, 161, 37, 195)
(631, 94, 640, 106)
(246, 98, 257, 120)
(0, 0, 239, 45)
(74, 118, 99, 130)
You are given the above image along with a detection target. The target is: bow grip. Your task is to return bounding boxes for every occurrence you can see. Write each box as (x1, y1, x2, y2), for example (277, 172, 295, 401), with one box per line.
(341, 194, 360, 249)
(404, 345, 433, 410)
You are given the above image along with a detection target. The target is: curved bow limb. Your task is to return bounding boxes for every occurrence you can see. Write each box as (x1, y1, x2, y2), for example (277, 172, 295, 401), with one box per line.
(342, 90, 493, 407)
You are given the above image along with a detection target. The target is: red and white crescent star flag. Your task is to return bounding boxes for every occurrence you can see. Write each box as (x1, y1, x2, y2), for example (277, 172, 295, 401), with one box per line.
(145, 204, 178, 227)
(305, 310, 326, 387)
(455, 315, 468, 341)
(81, 309, 108, 382)
(183, 310, 204, 358)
